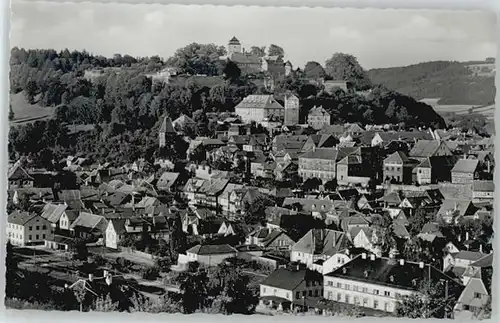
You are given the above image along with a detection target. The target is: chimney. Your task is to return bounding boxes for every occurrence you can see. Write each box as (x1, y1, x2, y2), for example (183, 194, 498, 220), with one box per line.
(389, 275, 395, 283)
(370, 254, 376, 261)
(361, 253, 367, 259)
(419, 262, 424, 269)
(399, 259, 405, 266)
(480, 244, 483, 253)
(342, 267, 347, 274)
(88, 273, 94, 282)
(466, 231, 469, 241)
(103, 269, 109, 278)
(363, 270, 369, 278)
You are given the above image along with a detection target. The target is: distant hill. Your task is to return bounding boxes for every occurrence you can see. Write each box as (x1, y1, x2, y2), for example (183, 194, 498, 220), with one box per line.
(368, 60, 496, 106)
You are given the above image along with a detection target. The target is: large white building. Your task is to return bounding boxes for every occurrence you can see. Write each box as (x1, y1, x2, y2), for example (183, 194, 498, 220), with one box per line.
(7, 211, 51, 246)
(234, 95, 284, 124)
(323, 254, 463, 314)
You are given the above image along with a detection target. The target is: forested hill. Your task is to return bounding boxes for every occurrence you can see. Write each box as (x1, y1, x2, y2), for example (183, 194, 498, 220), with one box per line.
(367, 60, 496, 105)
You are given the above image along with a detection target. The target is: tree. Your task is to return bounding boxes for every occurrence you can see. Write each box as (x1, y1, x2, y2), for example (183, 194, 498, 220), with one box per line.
(396, 280, 460, 319)
(9, 104, 15, 121)
(304, 61, 327, 79)
(166, 43, 227, 76)
(243, 195, 276, 225)
(17, 193, 31, 212)
(324, 179, 337, 191)
(73, 284, 87, 312)
(92, 294, 119, 312)
(25, 80, 38, 104)
(302, 177, 322, 192)
(249, 46, 266, 57)
(267, 44, 285, 58)
(325, 53, 372, 90)
(222, 61, 241, 83)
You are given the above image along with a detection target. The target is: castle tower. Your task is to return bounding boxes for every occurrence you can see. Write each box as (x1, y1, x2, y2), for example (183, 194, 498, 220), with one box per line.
(159, 116, 175, 148)
(228, 36, 242, 55)
(285, 61, 293, 77)
(284, 93, 300, 126)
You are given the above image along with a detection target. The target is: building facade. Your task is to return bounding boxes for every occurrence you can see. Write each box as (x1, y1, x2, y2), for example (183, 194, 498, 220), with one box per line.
(307, 106, 330, 130)
(284, 93, 300, 126)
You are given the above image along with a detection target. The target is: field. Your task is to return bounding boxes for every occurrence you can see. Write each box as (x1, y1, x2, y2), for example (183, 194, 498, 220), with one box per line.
(420, 98, 495, 121)
(9, 92, 56, 126)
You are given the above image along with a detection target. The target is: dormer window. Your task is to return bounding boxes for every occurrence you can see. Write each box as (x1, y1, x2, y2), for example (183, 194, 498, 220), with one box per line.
(363, 270, 369, 278)
(389, 275, 395, 283)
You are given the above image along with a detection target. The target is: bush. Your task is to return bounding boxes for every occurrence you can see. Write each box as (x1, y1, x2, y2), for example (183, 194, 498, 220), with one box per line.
(142, 267, 160, 281)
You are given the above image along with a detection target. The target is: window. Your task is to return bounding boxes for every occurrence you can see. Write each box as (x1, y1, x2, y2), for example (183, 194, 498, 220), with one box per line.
(373, 289, 379, 295)
(286, 293, 289, 299)
(328, 291, 332, 299)
(354, 296, 359, 305)
(42, 225, 47, 230)
(362, 287, 368, 293)
(314, 290, 319, 297)
(29, 226, 32, 231)
(36, 226, 40, 230)
(474, 292, 482, 299)
(28, 235, 32, 240)
(328, 281, 333, 286)
(384, 291, 390, 297)
(345, 295, 350, 303)
(35, 234, 39, 240)
(337, 293, 342, 301)
(384, 303, 389, 311)
(373, 300, 379, 309)
(353, 285, 358, 292)
(363, 298, 368, 306)
(42, 234, 46, 239)
(308, 290, 312, 297)
(302, 291, 306, 297)
(345, 284, 350, 290)
(337, 282, 342, 288)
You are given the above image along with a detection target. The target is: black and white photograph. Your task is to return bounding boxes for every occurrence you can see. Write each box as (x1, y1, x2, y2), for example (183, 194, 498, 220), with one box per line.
(5, 1, 496, 320)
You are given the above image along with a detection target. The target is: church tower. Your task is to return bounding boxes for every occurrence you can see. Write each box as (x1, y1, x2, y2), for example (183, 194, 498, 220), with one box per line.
(284, 93, 300, 126)
(228, 36, 242, 55)
(285, 61, 293, 77)
(159, 116, 175, 148)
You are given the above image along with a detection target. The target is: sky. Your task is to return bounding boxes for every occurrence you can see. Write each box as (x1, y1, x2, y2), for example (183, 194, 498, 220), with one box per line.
(10, 1, 498, 69)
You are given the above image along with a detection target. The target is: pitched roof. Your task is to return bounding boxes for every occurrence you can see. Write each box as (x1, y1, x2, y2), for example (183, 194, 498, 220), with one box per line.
(292, 229, 349, 257)
(282, 198, 335, 213)
(472, 180, 494, 192)
(260, 267, 322, 290)
(470, 253, 493, 268)
(384, 151, 410, 164)
(228, 36, 240, 44)
(186, 244, 237, 255)
(308, 106, 330, 117)
(157, 172, 180, 190)
(159, 116, 176, 133)
(325, 255, 462, 292)
(70, 212, 108, 231)
(109, 218, 127, 236)
(409, 140, 443, 157)
(8, 211, 38, 226)
(456, 277, 489, 307)
(451, 159, 479, 173)
(299, 148, 338, 160)
(8, 163, 33, 181)
(451, 250, 485, 261)
(234, 95, 283, 110)
(40, 203, 68, 223)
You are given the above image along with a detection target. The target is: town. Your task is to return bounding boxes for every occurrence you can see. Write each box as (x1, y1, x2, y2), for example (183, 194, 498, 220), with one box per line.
(6, 35, 494, 319)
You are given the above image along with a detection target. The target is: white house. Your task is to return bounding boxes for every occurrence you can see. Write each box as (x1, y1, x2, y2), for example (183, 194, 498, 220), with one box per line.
(323, 254, 463, 314)
(7, 211, 51, 246)
(184, 244, 238, 266)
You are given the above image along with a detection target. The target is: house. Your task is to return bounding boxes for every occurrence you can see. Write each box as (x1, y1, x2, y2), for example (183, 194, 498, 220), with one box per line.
(184, 244, 238, 266)
(172, 114, 196, 134)
(7, 211, 51, 246)
(234, 95, 284, 124)
(454, 277, 490, 316)
(246, 228, 295, 250)
(39, 203, 68, 233)
(472, 180, 494, 201)
(274, 161, 298, 181)
(8, 162, 34, 189)
(323, 254, 463, 314)
(298, 148, 356, 182)
(436, 199, 477, 224)
(412, 156, 458, 184)
(409, 140, 453, 161)
(105, 219, 127, 249)
(383, 151, 418, 184)
(307, 106, 330, 130)
(156, 172, 180, 192)
(284, 93, 300, 126)
(323, 80, 349, 94)
(443, 250, 485, 275)
(451, 159, 480, 184)
(371, 131, 434, 147)
(291, 229, 350, 269)
(259, 262, 323, 311)
(70, 212, 108, 241)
